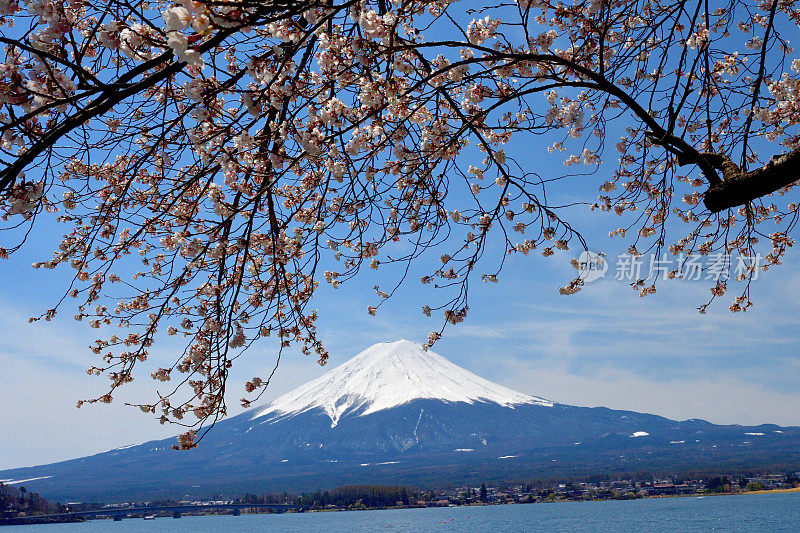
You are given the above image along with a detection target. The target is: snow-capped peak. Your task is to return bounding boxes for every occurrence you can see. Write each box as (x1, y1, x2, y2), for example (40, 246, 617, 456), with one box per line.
(253, 340, 552, 427)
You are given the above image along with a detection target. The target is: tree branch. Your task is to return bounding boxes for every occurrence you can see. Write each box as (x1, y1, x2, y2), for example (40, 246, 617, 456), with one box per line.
(0, 28, 236, 194)
(702, 149, 800, 213)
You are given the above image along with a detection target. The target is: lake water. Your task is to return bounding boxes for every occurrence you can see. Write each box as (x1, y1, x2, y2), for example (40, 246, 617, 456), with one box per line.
(5, 492, 800, 532)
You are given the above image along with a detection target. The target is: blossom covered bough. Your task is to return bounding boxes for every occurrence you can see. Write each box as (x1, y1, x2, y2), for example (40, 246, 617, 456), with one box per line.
(0, 0, 798, 447)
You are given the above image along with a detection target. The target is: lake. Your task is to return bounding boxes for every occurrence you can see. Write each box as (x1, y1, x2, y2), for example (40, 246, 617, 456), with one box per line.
(5, 492, 800, 532)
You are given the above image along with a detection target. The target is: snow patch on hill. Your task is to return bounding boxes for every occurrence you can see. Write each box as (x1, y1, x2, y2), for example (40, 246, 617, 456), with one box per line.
(4, 476, 52, 485)
(254, 340, 551, 427)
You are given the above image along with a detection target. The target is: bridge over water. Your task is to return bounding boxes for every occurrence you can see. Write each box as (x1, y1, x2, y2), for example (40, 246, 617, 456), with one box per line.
(0, 503, 305, 525)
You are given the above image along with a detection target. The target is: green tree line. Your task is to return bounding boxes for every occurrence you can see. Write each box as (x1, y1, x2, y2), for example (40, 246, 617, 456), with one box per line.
(294, 485, 418, 509)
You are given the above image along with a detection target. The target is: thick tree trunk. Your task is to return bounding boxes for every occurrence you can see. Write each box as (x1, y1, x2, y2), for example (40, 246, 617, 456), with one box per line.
(703, 149, 800, 213)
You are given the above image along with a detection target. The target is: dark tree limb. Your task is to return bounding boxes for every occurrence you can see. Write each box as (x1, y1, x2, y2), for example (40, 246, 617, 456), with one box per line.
(699, 149, 800, 213)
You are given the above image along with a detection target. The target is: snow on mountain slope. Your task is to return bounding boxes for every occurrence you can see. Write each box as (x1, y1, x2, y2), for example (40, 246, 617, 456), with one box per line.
(253, 340, 552, 427)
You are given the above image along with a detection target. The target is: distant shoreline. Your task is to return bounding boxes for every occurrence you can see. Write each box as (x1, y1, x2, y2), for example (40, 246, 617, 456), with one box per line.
(644, 486, 800, 502)
(4, 489, 800, 527)
(726, 486, 800, 496)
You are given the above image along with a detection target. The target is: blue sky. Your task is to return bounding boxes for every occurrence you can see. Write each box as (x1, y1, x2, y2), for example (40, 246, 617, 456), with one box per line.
(2, 1, 800, 471)
(2, 191, 800, 470)
(2, 106, 800, 469)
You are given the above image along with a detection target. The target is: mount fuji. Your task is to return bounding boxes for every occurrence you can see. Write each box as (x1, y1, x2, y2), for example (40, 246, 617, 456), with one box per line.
(2, 340, 799, 502)
(253, 340, 552, 428)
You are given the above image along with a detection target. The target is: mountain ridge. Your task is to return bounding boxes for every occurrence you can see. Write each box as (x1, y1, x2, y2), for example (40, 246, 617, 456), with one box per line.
(2, 340, 799, 502)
